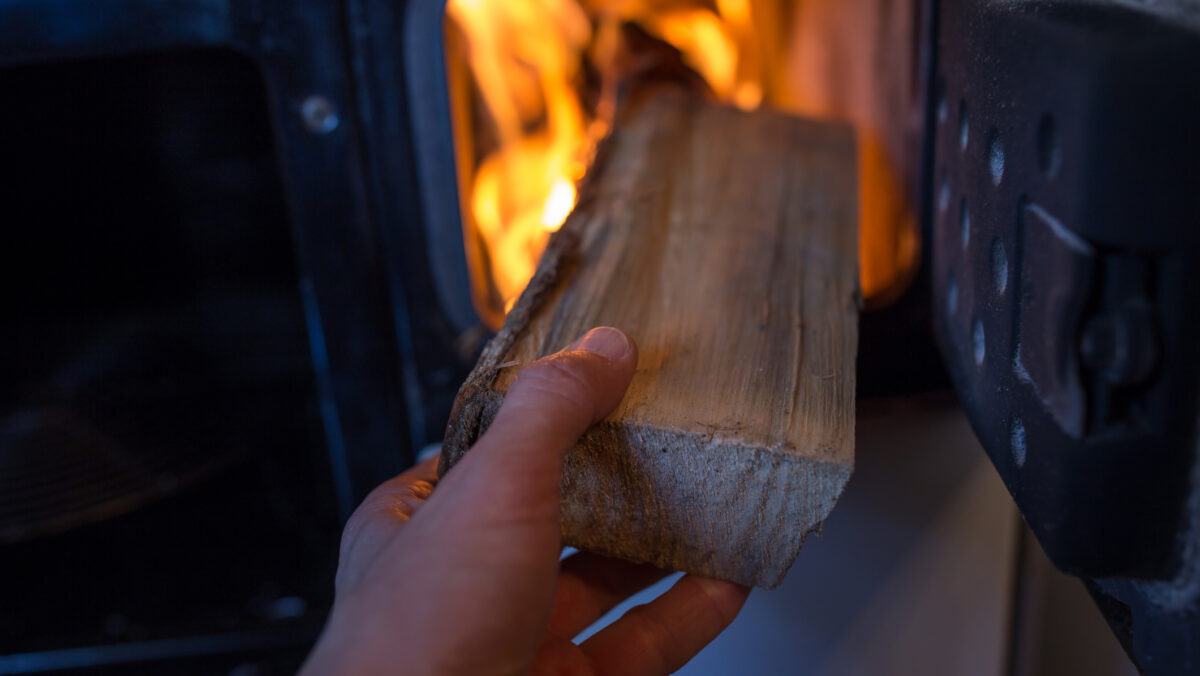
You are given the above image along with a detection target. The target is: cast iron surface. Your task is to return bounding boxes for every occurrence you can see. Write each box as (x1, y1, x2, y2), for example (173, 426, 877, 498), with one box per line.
(0, 0, 494, 509)
(0, 0, 456, 516)
(0, 0, 477, 670)
(932, 0, 1200, 672)
(0, 45, 341, 672)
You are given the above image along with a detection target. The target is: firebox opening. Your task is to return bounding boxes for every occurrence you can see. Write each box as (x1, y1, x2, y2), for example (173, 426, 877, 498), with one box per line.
(442, 0, 923, 329)
(0, 49, 338, 652)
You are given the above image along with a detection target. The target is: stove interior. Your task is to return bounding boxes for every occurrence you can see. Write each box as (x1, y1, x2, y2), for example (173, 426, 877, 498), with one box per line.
(443, 0, 926, 327)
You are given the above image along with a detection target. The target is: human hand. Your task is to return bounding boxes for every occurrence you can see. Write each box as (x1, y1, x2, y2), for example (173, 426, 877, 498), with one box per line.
(301, 327, 750, 675)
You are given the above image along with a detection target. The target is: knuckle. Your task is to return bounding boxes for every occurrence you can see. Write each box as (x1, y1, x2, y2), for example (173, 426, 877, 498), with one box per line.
(358, 479, 434, 524)
(338, 478, 433, 554)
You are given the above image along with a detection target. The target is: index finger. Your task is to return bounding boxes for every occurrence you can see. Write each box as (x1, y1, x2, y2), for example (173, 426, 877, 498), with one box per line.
(335, 455, 439, 591)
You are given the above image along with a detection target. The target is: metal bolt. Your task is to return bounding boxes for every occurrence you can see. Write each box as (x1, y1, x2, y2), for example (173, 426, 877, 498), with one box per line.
(1080, 300, 1157, 386)
(301, 96, 339, 135)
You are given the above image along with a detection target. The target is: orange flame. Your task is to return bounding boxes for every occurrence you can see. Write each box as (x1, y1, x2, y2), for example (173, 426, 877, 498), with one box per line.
(445, 0, 593, 310)
(446, 0, 920, 325)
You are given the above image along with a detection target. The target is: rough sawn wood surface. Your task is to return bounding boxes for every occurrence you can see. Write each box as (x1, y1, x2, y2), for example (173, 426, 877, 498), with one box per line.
(441, 92, 860, 589)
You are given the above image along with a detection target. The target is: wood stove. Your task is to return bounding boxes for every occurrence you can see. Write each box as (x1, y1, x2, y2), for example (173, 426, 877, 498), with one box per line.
(0, 0, 1197, 673)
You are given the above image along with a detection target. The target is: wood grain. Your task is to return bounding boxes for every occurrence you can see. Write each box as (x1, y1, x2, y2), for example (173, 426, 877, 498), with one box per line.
(441, 92, 859, 588)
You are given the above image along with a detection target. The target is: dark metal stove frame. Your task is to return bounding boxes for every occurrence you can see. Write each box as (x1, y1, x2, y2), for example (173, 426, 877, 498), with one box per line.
(0, 0, 480, 522)
(0, 1, 478, 669)
(3, 0, 1200, 672)
(930, 2, 1200, 672)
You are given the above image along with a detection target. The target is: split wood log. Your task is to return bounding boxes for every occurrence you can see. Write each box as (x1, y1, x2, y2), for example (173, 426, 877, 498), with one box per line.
(441, 91, 859, 589)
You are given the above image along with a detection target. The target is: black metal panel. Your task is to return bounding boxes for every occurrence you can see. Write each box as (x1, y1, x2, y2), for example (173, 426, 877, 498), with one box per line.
(343, 0, 479, 446)
(401, 0, 482, 338)
(933, 0, 1200, 581)
(0, 0, 459, 510)
(0, 0, 233, 62)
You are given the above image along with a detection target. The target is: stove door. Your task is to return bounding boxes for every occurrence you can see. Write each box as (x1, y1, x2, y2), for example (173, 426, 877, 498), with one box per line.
(929, 1, 1200, 672)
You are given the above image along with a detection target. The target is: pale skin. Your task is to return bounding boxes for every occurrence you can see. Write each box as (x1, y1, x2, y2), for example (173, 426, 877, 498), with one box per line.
(301, 327, 750, 675)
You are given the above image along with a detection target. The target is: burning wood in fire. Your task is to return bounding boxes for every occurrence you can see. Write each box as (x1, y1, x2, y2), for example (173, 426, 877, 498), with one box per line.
(445, 0, 921, 326)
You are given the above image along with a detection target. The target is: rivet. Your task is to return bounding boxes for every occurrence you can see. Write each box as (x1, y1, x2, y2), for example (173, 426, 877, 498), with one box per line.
(991, 239, 1008, 294)
(987, 129, 1005, 185)
(959, 101, 969, 150)
(301, 96, 339, 135)
(960, 198, 971, 248)
(1011, 418, 1027, 467)
(972, 316, 985, 365)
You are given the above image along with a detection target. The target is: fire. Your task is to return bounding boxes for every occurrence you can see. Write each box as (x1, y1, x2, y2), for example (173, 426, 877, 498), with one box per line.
(446, 0, 762, 322)
(446, 0, 920, 325)
(541, 177, 578, 230)
(444, 0, 592, 312)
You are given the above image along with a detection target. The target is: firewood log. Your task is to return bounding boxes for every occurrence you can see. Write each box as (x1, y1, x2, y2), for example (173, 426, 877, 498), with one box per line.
(442, 91, 859, 589)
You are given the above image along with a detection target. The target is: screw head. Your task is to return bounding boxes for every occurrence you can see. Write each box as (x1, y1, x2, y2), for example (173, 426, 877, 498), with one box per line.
(301, 96, 339, 135)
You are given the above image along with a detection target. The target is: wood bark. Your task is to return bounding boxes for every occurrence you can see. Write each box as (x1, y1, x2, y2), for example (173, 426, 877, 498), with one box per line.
(441, 91, 859, 588)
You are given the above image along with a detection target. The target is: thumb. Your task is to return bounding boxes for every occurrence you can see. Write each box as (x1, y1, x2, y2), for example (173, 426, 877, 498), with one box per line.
(412, 326, 636, 671)
(480, 327, 637, 458)
(453, 327, 638, 505)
